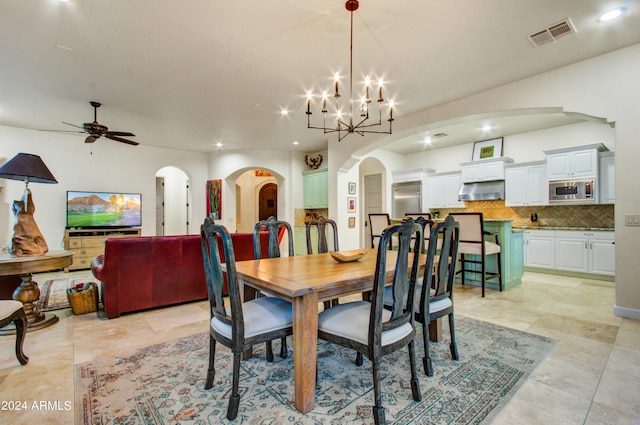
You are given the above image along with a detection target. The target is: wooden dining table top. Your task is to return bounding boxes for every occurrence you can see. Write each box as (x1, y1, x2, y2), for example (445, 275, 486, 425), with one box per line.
(233, 249, 406, 302)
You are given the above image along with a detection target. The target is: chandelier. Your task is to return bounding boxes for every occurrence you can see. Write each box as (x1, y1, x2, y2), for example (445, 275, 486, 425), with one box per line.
(306, 0, 394, 142)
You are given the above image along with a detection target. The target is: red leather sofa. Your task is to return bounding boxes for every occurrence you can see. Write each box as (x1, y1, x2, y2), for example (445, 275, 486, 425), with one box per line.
(91, 232, 269, 319)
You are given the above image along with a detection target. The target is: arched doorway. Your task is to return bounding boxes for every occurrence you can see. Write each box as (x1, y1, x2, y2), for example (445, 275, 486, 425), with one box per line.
(259, 183, 277, 220)
(155, 166, 190, 236)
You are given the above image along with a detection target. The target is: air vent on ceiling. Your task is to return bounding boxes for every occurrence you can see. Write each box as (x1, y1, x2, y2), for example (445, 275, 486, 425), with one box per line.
(529, 18, 576, 47)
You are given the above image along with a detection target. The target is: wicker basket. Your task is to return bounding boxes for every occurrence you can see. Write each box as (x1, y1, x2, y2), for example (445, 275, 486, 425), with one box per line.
(67, 282, 99, 315)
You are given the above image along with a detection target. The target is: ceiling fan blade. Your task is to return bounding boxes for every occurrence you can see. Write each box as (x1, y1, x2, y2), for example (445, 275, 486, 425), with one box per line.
(106, 131, 135, 137)
(85, 135, 99, 143)
(38, 129, 85, 133)
(105, 134, 139, 146)
(62, 121, 86, 130)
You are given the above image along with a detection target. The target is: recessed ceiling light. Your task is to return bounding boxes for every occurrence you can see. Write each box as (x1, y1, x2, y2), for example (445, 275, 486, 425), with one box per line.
(280, 109, 289, 116)
(292, 141, 299, 145)
(599, 7, 627, 22)
(215, 141, 223, 148)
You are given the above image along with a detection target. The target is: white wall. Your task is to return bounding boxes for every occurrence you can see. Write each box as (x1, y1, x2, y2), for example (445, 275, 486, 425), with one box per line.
(0, 125, 208, 250)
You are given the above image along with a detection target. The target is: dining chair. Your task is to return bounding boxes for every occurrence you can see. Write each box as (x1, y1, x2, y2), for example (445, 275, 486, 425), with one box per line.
(306, 216, 340, 309)
(368, 213, 390, 248)
(200, 218, 293, 420)
(448, 212, 502, 297)
(0, 300, 29, 365)
(305, 215, 338, 254)
(253, 216, 294, 260)
(418, 215, 460, 376)
(253, 215, 294, 358)
(317, 218, 423, 425)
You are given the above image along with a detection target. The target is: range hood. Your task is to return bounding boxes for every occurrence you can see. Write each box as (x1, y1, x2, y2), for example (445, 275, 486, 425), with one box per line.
(458, 180, 505, 201)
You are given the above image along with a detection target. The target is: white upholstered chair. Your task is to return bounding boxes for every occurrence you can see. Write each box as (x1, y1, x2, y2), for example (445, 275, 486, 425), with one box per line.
(448, 212, 502, 297)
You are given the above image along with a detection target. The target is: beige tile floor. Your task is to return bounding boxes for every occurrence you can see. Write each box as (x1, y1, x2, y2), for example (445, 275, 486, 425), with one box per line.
(1, 271, 639, 424)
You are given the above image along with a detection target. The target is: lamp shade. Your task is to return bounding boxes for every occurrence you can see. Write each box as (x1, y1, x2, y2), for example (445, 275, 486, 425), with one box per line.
(0, 153, 58, 184)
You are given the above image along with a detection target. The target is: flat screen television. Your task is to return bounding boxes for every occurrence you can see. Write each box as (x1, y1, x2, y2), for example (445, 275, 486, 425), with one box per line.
(66, 191, 142, 229)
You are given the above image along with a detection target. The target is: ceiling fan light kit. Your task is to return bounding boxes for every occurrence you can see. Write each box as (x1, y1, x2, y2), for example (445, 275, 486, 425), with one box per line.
(305, 0, 394, 142)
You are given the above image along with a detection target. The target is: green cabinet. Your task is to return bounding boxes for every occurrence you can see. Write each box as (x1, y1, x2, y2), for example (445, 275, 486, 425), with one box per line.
(303, 169, 328, 209)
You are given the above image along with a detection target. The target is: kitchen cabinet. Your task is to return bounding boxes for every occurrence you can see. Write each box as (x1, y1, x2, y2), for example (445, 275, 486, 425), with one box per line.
(392, 167, 434, 183)
(555, 230, 615, 275)
(427, 172, 464, 209)
(303, 168, 328, 209)
(460, 157, 514, 183)
(523, 229, 614, 276)
(544, 144, 608, 180)
(599, 152, 615, 204)
(505, 162, 548, 206)
(523, 229, 556, 269)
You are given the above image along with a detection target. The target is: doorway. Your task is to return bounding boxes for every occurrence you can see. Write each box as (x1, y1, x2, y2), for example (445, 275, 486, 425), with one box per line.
(155, 166, 190, 235)
(363, 173, 383, 248)
(259, 183, 278, 220)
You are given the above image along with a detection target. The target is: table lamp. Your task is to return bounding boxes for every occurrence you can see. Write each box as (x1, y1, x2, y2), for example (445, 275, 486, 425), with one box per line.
(0, 153, 58, 256)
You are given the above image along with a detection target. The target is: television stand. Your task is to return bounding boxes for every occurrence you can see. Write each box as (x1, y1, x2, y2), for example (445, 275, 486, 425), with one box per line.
(63, 227, 141, 272)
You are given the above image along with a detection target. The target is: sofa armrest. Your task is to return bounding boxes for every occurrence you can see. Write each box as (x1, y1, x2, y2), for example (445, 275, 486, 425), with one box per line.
(91, 255, 105, 281)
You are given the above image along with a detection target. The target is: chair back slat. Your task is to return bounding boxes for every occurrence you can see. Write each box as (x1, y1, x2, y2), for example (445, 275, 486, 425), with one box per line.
(253, 216, 294, 258)
(201, 218, 244, 344)
(306, 216, 339, 254)
(426, 215, 460, 303)
(370, 218, 422, 343)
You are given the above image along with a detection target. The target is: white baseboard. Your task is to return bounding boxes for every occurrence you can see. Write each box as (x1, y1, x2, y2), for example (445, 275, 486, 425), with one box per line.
(614, 305, 640, 321)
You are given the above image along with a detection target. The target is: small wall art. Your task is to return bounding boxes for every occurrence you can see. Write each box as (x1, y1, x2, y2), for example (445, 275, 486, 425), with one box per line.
(348, 217, 356, 228)
(348, 197, 356, 213)
(348, 182, 356, 194)
(206, 179, 222, 219)
(471, 137, 503, 161)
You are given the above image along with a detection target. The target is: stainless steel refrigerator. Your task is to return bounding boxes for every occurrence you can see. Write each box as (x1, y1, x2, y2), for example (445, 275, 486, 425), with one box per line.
(392, 181, 422, 218)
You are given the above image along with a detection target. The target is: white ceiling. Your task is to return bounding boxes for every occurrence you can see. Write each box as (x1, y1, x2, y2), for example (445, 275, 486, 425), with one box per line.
(1, 0, 638, 154)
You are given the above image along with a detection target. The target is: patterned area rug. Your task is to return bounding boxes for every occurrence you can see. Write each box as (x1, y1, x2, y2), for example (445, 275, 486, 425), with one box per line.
(75, 317, 556, 424)
(37, 275, 100, 311)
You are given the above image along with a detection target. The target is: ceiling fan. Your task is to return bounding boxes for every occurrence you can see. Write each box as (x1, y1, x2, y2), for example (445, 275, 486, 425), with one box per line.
(42, 101, 139, 146)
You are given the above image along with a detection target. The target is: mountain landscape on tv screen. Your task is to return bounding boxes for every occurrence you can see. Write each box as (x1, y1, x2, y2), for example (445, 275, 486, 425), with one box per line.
(67, 192, 141, 228)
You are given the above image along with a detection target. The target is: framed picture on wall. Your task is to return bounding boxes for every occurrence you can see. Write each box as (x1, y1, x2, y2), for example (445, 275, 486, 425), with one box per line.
(348, 182, 356, 194)
(206, 179, 222, 219)
(471, 137, 503, 161)
(348, 217, 356, 228)
(348, 197, 356, 213)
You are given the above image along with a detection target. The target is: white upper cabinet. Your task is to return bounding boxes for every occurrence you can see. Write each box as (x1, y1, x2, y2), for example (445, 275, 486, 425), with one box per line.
(391, 168, 434, 184)
(599, 152, 615, 204)
(427, 172, 464, 209)
(505, 162, 548, 206)
(544, 143, 608, 180)
(460, 157, 514, 183)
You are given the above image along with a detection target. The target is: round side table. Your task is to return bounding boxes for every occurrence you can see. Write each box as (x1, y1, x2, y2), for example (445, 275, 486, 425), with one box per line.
(0, 250, 73, 334)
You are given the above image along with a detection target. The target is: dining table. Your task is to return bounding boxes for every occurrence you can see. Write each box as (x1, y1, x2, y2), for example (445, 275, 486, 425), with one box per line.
(232, 248, 437, 414)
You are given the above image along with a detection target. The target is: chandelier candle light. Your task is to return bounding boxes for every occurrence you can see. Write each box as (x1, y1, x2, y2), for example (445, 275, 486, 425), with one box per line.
(306, 0, 394, 141)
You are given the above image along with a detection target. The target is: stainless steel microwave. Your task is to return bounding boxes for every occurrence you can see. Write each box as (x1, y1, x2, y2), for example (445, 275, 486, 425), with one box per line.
(548, 178, 596, 204)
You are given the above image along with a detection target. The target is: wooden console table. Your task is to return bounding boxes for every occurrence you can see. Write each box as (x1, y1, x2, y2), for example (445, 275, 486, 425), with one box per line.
(0, 250, 73, 334)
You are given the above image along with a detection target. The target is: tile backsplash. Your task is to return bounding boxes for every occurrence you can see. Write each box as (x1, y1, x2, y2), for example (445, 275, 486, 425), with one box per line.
(434, 200, 614, 229)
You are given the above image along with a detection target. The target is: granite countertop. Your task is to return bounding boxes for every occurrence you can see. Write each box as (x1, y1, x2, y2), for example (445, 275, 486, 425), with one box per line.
(512, 225, 615, 231)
